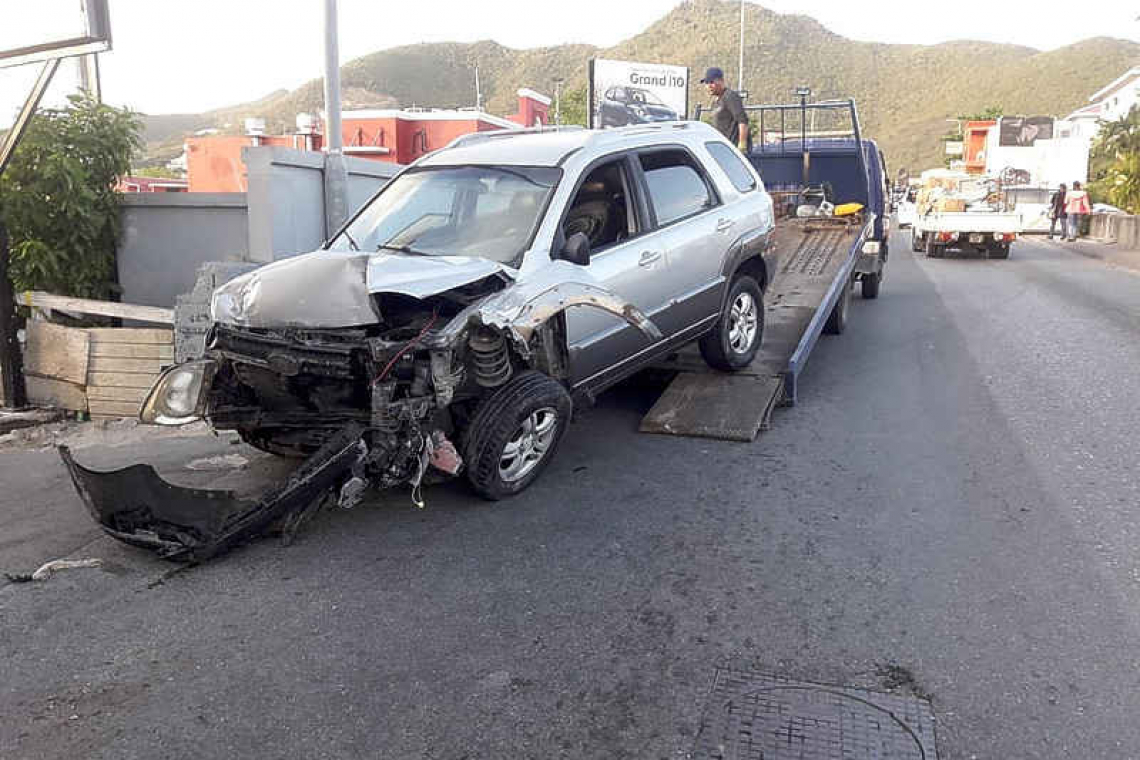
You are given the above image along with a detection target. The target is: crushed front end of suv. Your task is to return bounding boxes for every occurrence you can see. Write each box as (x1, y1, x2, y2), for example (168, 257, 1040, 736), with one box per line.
(62, 122, 776, 561)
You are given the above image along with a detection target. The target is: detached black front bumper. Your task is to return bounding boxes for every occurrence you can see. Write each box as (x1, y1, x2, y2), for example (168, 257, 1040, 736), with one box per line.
(59, 425, 366, 562)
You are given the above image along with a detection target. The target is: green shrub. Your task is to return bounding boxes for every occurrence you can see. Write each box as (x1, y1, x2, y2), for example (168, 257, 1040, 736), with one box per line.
(0, 94, 141, 299)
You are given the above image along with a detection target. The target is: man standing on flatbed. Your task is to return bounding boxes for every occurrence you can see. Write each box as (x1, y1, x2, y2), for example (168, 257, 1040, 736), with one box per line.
(702, 66, 749, 152)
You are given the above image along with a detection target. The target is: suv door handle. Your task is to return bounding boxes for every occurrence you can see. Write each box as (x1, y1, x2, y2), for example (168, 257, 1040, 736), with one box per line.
(638, 250, 662, 267)
(716, 218, 735, 232)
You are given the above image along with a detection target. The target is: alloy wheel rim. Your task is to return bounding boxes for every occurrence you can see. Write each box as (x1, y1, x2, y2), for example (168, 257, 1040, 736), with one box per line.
(499, 407, 559, 483)
(728, 292, 758, 353)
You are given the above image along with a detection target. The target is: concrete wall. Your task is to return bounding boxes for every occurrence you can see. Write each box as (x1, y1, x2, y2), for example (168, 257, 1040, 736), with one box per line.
(117, 192, 249, 308)
(117, 148, 401, 309)
(244, 145, 401, 262)
(1089, 212, 1140, 250)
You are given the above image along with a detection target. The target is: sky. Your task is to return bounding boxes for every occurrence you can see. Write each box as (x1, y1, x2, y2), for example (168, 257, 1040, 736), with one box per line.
(2, 0, 1139, 124)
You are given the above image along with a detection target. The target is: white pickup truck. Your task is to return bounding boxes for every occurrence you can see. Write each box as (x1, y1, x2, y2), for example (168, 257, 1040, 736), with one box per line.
(910, 209, 1020, 259)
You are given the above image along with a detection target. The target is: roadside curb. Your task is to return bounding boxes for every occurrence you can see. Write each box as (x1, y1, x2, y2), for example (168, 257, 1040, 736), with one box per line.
(1044, 237, 1140, 274)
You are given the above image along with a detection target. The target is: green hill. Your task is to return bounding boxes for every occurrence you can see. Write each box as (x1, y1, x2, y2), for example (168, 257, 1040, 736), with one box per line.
(140, 0, 1140, 172)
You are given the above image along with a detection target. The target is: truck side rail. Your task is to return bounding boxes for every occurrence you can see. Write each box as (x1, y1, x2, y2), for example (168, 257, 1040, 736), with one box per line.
(784, 215, 873, 405)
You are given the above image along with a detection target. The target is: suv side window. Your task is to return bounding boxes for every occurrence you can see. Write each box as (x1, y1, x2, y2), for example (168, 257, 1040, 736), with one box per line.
(639, 149, 717, 226)
(705, 141, 757, 193)
(562, 158, 639, 252)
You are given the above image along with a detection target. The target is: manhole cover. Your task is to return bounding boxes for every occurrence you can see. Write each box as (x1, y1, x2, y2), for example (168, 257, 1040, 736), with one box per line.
(694, 670, 937, 759)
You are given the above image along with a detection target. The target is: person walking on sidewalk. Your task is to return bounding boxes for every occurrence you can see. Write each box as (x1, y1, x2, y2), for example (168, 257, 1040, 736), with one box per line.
(1049, 183, 1067, 240)
(701, 66, 750, 152)
(1064, 181, 1091, 242)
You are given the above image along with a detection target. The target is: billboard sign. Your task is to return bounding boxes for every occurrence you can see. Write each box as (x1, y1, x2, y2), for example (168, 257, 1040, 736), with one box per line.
(588, 58, 689, 130)
(999, 116, 1054, 147)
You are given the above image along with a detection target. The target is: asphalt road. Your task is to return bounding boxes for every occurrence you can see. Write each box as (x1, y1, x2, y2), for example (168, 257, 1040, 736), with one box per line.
(3, 230, 1140, 759)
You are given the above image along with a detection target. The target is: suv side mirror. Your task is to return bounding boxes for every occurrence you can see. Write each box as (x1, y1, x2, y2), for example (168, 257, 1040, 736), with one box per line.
(559, 231, 591, 266)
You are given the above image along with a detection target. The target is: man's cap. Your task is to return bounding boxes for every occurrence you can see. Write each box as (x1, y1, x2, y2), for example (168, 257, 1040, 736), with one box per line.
(700, 66, 724, 83)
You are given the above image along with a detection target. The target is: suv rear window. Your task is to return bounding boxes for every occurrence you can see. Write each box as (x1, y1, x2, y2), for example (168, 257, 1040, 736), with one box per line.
(640, 150, 716, 226)
(706, 142, 757, 193)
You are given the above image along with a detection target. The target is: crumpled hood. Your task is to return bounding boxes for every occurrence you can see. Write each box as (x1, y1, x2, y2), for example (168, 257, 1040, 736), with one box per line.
(211, 249, 514, 329)
(365, 252, 512, 298)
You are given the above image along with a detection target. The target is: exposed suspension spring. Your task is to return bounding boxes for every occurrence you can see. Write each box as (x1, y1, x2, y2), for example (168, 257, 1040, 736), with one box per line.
(468, 330, 512, 387)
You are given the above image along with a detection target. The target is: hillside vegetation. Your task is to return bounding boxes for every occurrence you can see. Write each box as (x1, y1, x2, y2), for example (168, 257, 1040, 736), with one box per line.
(140, 0, 1140, 172)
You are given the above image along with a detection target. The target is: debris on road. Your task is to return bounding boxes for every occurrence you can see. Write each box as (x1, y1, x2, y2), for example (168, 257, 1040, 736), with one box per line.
(0, 408, 65, 434)
(185, 453, 248, 471)
(59, 424, 368, 562)
(5, 557, 103, 583)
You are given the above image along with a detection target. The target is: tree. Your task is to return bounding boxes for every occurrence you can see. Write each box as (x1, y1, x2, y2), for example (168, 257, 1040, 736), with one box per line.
(1089, 105, 1140, 213)
(560, 87, 588, 127)
(0, 94, 141, 300)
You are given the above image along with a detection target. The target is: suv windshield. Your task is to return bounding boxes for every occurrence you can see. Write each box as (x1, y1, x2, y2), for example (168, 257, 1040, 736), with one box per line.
(330, 165, 561, 264)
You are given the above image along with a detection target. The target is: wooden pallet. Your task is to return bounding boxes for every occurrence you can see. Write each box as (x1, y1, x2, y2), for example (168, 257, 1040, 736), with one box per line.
(85, 329, 173, 419)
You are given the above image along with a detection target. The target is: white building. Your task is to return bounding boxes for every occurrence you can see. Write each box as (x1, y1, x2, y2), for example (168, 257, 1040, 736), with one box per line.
(1065, 66, 1140, 140)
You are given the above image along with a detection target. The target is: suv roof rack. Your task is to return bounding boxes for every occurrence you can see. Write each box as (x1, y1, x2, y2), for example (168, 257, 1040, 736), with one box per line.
(446, 124, 587, 151)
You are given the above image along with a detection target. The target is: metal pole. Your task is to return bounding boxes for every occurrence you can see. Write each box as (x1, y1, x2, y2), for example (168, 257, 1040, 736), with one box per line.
(77, 54, 101, 101)
(553, 78, 563, 127)
(738, 0, 745, 90)
(322, 0, 348, 236)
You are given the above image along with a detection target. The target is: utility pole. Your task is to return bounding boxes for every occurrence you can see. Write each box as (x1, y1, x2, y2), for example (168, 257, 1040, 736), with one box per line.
(474, 67, 482, 112)
(322, 0, 348, 236)
(738, 0, 745, 91)
(553, 78, 564, 127)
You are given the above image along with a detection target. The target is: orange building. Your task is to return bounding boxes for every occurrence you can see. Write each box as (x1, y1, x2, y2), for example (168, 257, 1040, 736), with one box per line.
(185, 90, 552, 193)
(963, 120, 997, 174)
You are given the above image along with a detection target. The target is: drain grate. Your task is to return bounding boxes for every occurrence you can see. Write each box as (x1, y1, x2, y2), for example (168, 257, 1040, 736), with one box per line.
(780, 228, 844, 277)
(694, 670, 937, 759)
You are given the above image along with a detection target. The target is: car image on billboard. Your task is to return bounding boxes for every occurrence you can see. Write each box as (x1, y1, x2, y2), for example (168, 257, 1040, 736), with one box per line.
(598, 86, 678, 126)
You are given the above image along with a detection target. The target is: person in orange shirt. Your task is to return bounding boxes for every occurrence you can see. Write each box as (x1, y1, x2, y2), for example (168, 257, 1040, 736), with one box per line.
(1064, 180, 1091, 242)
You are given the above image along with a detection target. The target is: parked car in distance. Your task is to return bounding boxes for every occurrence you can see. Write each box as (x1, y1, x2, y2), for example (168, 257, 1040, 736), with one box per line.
(598, 86, 679, 127)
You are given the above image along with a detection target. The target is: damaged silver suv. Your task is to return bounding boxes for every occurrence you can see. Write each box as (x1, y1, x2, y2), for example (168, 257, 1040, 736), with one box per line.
(62, 122, 776, 559)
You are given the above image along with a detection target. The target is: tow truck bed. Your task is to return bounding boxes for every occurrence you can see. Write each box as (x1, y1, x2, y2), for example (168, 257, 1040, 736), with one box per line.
(641, 216, 867, 440)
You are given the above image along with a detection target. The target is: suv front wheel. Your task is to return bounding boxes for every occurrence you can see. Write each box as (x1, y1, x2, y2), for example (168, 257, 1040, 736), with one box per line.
(700, 275, 764, 371)
(463, 371, 573, 500)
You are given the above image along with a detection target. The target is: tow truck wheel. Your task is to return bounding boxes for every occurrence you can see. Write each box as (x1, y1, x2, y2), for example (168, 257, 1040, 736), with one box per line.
(463, 370, 572, 500)
(823, 276, 852, 335)
(699, 275, 764, 371)
(861, 272, 881, 299)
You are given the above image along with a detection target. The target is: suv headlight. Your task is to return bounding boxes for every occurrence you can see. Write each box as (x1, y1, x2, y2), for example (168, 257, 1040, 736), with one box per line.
(140, 360, 217, 425)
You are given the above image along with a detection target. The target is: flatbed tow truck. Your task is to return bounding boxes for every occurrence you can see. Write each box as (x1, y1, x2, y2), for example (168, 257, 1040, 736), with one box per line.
(641, 98, 889, 439)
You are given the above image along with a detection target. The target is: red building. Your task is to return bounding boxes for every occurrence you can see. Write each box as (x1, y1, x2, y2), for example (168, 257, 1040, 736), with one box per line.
(185, 90, 551, 193)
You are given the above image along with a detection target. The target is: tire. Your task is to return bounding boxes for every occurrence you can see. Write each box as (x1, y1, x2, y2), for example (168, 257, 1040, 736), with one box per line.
(989, 243, 1010, 259)
(699, 275, 764, 371)
(823, 276, 852, 335)
(861, 272, 881, 299)
(911, 230, 923, 252)
(462, 371, 572, 500)
(925, 234, 944, 259)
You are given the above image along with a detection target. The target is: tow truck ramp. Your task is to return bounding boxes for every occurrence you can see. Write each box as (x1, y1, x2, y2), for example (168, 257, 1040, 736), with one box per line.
(641, 217, 868, 441)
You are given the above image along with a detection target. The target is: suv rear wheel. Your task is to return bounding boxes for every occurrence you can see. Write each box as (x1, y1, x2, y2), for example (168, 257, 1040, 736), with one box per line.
(463, 371, 572, 500)
(700, 275, 764, 371)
